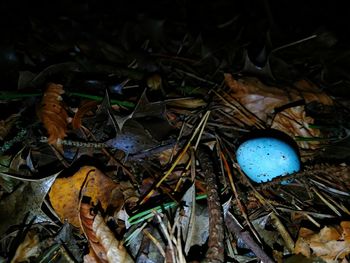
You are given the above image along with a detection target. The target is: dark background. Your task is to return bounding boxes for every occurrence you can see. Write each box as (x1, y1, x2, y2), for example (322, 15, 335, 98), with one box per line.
(1, 0, 350, 92)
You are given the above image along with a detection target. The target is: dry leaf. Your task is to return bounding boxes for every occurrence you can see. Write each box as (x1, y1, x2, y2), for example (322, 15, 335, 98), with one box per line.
(271, 106, 321, 149)
(80, 203, 108, 263)
(294, 222, 350, 262)
(93, 213, 133, 262)
(79, 203, 133, 263)
(166, 98, 207, 109)
(72, 100, 99, 129)
(11, 229, 40, 263)
(49, 166, 123, 228)
(38, 83, 69, 147)
(223, 74, 333, 149)
(156, 146, 190, 166)
(0, 113, 20, 140)
(147, 73, 162, 91)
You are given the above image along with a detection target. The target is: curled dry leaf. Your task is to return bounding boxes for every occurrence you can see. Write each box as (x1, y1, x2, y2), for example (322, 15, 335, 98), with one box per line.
(93, 213, 133, 263)
(223, 74, 333, 149)
(38, 83, 68, 145)
(80, 203, 108, 263)
(49, 166, 123, 228)
(294, 221, 350, 262)
(79, 203, 133, 263)
(72, 100, 99, 129)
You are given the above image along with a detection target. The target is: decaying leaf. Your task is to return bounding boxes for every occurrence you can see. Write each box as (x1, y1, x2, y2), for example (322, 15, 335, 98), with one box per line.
(294, 221, 350, 262)
(11, 229, 40, 262)
(0, 113, 21, 140)
(79, 203, 133, 263)
(38, 83, 69, 147)
(223, 74, 333, 149)
(49, 166, 123, 228)
(0, 155, 19, 193)
(0, 172, 59, 236)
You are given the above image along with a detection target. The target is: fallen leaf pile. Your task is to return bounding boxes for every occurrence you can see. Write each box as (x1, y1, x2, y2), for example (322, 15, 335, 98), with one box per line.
(223, 74, 333, 150)
(295, 221, 350, 262)
(1, 6, 350, 262)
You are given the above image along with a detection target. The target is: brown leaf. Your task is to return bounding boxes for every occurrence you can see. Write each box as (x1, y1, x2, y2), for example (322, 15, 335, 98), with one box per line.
(38, 83, 69, 147)
(294, 222, 350, 262)
(341, 221, 350, 241)
(223, 74, 333, 150)
(271, 106, 321, 149)
(72, 100, 99, 129)
(80, 203, 108, 263)
(79, 203, 133, 263)
(49, 166, 123, 228)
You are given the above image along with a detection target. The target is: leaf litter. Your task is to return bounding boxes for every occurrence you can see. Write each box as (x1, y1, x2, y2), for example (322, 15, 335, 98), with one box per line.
(1, 3, 350, 262)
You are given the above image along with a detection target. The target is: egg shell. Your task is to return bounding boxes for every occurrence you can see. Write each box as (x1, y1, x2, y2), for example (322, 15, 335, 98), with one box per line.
(236, 137, 300, 183)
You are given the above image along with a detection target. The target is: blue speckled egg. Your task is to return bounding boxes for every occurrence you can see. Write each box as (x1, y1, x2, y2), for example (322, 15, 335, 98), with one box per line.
(236, 137, 300, 183)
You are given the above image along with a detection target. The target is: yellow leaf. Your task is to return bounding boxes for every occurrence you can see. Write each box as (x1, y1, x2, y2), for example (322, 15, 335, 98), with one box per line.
(49, 166, 122, 228)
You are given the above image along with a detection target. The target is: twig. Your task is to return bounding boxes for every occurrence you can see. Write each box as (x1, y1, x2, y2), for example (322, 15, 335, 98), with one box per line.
(235, 165, 295, 252)
(154, 212, 176, 263)
(225, 212, 275, 263)
(220, 151, 262, 244)
(140, 111, 211, 205)
(311, 187, 342, 216)
(142, 229, 166, 258)
(198, 148, 225, 263)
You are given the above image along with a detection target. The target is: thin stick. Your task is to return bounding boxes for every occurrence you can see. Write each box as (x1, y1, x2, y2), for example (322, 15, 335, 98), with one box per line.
(221, 152, 262, 244)
(225, 212, 275, 263)
(142, 229, 166, 258)
(140, 111, 211, 205)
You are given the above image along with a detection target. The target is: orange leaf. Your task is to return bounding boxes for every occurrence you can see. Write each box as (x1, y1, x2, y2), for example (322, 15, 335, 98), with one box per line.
(49, 166, 123, 228)
(38, 83, 68, 146)
(341, 221, 350, 241)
